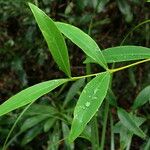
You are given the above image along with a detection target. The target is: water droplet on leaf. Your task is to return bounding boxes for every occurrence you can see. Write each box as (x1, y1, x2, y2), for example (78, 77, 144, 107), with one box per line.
(85, 102, 90, 107)
(93, 97, 97, 100)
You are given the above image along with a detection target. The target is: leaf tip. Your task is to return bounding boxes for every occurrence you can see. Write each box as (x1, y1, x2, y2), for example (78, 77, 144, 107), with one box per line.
(28, 2, 33, 7)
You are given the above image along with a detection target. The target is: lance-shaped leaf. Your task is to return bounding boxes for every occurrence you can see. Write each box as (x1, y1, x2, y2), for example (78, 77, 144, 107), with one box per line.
(114, 114, 146, 149)
(132, 85, 150, 110)
(62, 122, 74, 150)
(0, 79, 68, 116)
(116, 0, 133, 22)
(56, 22, 108, 70)
(117, 108, 146, 139)
(20, 115, 49, 133)
(24, 104, 58, 116)
(69, 72, 111, 142)
(44, 118, 56, 132)
(29, 3, 71, 77)
(84, 46, 150, 64)
(143, 138, 150, 150)
(21, 125, 43, 145)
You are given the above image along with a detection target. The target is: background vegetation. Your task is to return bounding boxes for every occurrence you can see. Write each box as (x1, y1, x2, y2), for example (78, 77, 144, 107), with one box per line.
(0, 0, 149, 149)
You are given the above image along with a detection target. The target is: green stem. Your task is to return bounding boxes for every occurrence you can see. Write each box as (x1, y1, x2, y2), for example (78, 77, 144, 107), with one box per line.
(86, 63, 92, 82)
(126, 139, 131, 150)
(54, 82, 68, 98)
(120, 19, 150, 45)
(71, 72, 100, 81)
(4, 132, 21, 149)
(145, 15, 149, 47)
(2, 102, 34, 150)
(110, 113, 115, 150)
(70, 59, 150, 81)
(100, 98, 109, 150)
(109, 58, 150, 73)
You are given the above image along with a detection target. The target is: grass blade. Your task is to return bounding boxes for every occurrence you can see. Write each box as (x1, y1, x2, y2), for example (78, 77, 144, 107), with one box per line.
(132, 85, 150, 110)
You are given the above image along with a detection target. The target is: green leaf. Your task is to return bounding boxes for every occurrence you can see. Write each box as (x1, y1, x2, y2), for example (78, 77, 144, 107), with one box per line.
(79, 125, 91, 142)
(0, 79, 68, 116)
(24, 104, 58, 116)
(103, 46, 150, 63)
(128, 68, 137, 87)
(47, 122, 60, 150)
(62, 122, 74, 150)
(69, 72, 111, 142)
(116, 0, 133, 22)
(21, 115, 49, 132)
(114, 114, 146, 149)
(44, 118, 56, 132)
(117, 108, 146, 139)
(114, 121, 132, 150)
(29, 3, 71, 77)
(63, 78, 85, 108)
(84, 46, 150, 64)
(132, 85, 150, 110)
(55, 22, 108, 69)
(143, 138, 150, 150)
(21, 125, 42, 145)
(96, 0, 110, 13)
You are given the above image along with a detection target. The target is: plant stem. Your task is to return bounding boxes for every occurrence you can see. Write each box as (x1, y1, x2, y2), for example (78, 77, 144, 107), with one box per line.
(54, 82, 68, 98)
(71, 72, 101, 81)
(120, 19, 150, 45)
(86, 63, 92, 82)
(110, 113, 115, 150)
(70, 58, 150, 81)
(100, 98, 109, 150)
(145, 15, 149, 47)
(110, 58, 150, 73)
(126, 139, 131, 150)
(2, 102, 34, 150)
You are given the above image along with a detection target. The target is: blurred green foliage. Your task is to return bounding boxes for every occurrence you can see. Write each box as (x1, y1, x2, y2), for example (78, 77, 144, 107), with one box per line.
(0, 0, 150, 149)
